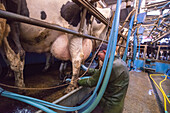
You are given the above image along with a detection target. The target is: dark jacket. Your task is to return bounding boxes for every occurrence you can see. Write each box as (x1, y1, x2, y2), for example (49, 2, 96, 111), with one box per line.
(78, 57, 129, 113)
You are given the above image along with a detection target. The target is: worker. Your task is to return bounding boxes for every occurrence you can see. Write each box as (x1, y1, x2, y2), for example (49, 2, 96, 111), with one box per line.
(78, 43, 129, 113)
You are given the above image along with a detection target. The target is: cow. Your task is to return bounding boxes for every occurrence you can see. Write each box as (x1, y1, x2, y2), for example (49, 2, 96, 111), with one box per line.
(3, 0, 111, 93)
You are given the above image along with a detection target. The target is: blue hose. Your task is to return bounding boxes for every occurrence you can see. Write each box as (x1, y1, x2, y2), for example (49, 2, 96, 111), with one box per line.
(132, 28, 137, 69)
(1, 91, 56, 113)
(157, 2, 170, 9)
(137, 39, 141, 59)
(83, 0, 122, 112)
(123, 14, 135, 61)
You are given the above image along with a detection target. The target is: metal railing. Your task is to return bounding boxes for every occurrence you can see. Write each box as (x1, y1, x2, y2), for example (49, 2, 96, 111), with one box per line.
(0, 9, 108, 43)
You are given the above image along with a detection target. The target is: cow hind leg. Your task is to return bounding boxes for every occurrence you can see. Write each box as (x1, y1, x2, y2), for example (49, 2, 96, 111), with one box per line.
(3, 26, 25, 87)
(0, 48, 14, 77)
(42, 52, 52, 72)
(65, 58, 82, 94)
(59, 61, 68, 80)
(10, 22, 25, 61)
(65, 37, 84, 94)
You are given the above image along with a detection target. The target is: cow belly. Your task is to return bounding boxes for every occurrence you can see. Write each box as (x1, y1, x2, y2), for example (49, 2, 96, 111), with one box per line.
(82, 39, 92, 61)
(21, 29, 63, 53)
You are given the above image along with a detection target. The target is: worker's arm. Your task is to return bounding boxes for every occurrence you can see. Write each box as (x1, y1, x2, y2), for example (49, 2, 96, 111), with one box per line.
(81, 64, 99, 75)
(78, 66, 100, 87)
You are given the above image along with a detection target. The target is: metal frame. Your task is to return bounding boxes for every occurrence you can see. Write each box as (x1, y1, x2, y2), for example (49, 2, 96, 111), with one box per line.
(0, 9, 108, 43)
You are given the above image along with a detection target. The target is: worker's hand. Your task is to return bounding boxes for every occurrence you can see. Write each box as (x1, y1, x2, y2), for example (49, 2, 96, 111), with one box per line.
(80, 64, 88, 71)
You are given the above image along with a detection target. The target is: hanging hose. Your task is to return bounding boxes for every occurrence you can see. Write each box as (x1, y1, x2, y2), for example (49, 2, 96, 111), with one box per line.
(122, 14, 135, 61)
(149, 74, 170, 113)
(132, 29, 137, 68)
(83, 0, 122, 112)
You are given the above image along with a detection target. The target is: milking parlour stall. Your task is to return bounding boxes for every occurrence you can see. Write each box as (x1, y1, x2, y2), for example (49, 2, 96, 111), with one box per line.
(0, 0, 169, 113)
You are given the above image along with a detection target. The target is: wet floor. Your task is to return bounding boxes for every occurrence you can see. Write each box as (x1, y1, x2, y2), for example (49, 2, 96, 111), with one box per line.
(0, 62, 169, 113)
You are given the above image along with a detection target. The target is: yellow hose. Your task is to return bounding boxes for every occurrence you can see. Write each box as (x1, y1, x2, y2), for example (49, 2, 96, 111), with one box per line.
(150, 74, 170, 112)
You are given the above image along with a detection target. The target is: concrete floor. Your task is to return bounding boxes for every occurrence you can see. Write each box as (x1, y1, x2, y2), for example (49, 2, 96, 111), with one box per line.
(123, 70, 170, 113)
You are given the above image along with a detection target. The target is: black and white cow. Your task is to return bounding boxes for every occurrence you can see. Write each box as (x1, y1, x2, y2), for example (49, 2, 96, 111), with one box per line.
(3, 0, 111, 92)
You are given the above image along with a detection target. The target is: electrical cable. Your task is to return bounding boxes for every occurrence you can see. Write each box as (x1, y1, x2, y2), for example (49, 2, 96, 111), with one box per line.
(150, 74, 170, 113)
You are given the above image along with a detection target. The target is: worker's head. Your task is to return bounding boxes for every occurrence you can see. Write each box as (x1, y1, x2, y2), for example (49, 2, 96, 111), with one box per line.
(98, 50, 106, 62)
(97, 43, 107, 62)
(97, 43, 119, 62)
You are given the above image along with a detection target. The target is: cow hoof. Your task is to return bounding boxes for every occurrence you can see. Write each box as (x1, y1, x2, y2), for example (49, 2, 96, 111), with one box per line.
(42, 67, 49, 72)
(16, 83, 25, 88)
(59, 72, 65, 80)
(64, 84, 78, 94)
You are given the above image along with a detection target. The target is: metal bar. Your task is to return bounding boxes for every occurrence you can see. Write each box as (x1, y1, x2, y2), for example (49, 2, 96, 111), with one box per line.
(119, 32, 127, 41)
(152, 31, 170, 44)
(145, 1, 168, 7)
(145, 1, 169, 9)
(148, 19, 159, 37)
(78, 0, 110, 27)
(78, 8, 88, 33)
(117, 44, 126, 48)
(156, 46, 161, 60)
(142, 24, 157, 27)
(0, 9, 108, 43)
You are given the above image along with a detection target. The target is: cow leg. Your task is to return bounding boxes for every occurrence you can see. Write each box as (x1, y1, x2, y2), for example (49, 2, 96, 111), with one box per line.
(0, 48, 14, 77)
(65, 37, 84, 93)
(10, 22, 25, 60)
(59, 61, 68, 80)
(3, 26, 25, 87)
(43, 52, 52, 72)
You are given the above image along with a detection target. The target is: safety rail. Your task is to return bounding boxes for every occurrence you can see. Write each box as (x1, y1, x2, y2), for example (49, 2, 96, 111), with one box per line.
(0, 9, 127, 50)
(0, 9, 108, 43)
(143, 1, 169, 11)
